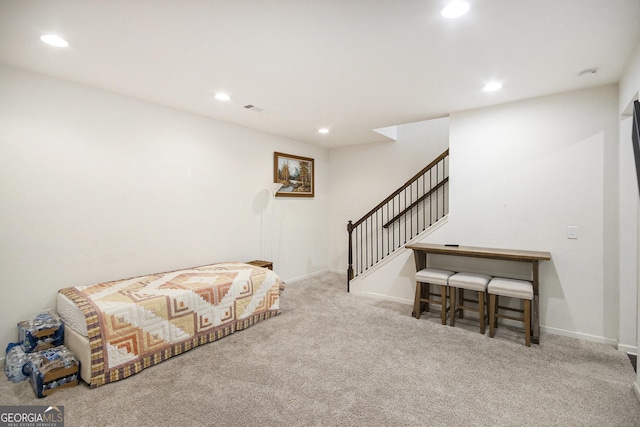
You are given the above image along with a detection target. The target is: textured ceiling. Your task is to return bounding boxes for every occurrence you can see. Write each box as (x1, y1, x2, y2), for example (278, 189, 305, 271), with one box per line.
(1, 0, 639, 148)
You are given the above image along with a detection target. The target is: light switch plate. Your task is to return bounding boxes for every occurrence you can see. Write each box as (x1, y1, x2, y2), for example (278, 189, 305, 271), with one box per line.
(567, 226, 578, 239)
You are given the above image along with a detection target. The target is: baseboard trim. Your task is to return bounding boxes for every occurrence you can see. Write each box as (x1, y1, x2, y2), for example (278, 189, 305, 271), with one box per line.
(618, 343, 638, 355)
(285, 269, 345, 284)
(539, 325, 618, 347)
(358, 290, 413, 305)
(634, 381, 640, 404)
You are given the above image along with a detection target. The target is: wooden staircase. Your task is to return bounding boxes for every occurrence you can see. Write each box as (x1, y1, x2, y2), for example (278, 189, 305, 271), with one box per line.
(347, 149, 449, 291)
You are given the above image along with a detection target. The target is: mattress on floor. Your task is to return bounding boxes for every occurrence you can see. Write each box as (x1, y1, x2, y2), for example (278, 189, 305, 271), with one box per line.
(57, 292, 89, 337)
(56, 262, 285, 387)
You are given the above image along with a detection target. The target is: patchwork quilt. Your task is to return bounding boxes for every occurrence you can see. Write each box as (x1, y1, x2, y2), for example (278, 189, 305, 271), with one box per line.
(59, 262, 284, 387)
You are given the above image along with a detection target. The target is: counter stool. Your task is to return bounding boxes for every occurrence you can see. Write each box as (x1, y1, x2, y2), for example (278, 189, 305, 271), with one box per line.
(488, 277, 533, 347)
(413, 268, 455, 325)
(448, 272, 492, 334)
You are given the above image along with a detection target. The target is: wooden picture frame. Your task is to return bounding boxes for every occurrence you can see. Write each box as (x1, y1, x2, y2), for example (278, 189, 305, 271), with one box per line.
(274, 152, 314, 197)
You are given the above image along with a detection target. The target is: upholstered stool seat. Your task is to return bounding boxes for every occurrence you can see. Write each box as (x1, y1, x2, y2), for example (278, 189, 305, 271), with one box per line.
(488, 277, 534, 346)
(448, 272, 492, 334)
(413, 268, 455, 324)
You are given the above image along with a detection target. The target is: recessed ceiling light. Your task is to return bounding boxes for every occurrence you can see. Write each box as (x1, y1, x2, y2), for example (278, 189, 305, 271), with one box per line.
(214, 93, 231, 101)
(40, 34, 69, 47)
(441, 1, 470, 19)
(318, 128, 330, 134)
(483, 81, 502, 92)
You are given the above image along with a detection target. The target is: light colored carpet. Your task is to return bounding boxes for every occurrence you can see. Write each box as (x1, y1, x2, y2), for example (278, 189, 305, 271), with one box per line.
(2, 272, 640, 426)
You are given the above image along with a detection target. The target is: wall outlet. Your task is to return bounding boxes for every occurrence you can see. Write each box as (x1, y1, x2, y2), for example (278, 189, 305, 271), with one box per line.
(567, 226, 578, 239)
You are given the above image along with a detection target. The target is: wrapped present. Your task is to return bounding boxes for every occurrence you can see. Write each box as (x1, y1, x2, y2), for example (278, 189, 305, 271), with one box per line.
(27, 345, 79, 398)
(18, 311, 64, 353)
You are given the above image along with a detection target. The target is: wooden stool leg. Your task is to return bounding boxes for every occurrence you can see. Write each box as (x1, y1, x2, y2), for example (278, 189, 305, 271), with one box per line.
(524, 299, 531, 347)
(493, 295, 499, 328)
(489, 294, 496, 338)
(440, 285, 447, 325)
(458, 288, 464, 319)
(424, 283, 431, 312)
(413, 281, 422, 319)
(450, 287, 456, 327)
(478, 290, 485, 335)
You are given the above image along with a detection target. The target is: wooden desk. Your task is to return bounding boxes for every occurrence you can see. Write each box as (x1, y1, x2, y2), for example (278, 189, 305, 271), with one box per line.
(405, 243, 551, 344)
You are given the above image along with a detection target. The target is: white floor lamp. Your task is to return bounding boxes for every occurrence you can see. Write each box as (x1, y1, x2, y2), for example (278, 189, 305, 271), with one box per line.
(258, 183, 283, 262)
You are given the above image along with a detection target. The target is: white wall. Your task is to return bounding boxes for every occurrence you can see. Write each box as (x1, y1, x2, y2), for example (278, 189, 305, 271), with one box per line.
(443, 85, 620, 344)
(0, 64, 329, 353)
(618, 37, 640, 399)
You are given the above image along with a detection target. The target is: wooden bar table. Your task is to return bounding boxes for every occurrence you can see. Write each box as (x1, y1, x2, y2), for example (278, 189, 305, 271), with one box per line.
(405, 243, 551, 344)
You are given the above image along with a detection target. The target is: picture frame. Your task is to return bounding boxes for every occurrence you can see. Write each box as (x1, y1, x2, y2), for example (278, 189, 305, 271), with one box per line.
(273, 152, 314, 197)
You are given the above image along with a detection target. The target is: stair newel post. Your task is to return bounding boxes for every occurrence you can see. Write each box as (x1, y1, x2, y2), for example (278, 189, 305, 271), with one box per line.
(347, 220, 354, 292)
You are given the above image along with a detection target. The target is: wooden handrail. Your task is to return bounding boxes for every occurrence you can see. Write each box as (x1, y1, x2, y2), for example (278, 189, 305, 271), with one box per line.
(352, 149, 449, 228)
(382, 177, 449, 228)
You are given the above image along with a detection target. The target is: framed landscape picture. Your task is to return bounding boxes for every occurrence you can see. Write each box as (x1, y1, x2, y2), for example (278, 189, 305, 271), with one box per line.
(274, 152, 314, 197)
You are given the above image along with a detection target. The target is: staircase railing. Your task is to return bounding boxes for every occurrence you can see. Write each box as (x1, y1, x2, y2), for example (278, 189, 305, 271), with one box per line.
(347, 149, 449, 291)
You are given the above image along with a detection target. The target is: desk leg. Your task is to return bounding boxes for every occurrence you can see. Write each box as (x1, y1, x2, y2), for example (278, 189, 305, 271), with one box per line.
(532, 295, 539, 344)
(413, 250, 427, 271)
(413, 282, 422, 319)
(411, 250, 427, 318)
(532, 260, 540, 344)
